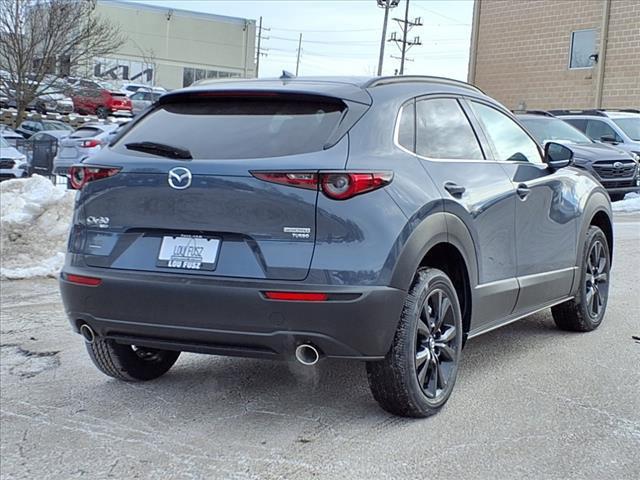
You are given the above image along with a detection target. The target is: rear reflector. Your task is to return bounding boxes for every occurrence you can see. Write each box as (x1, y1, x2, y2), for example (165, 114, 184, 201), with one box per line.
(264, 291, 328, 302)
(66, 274, 102, 286)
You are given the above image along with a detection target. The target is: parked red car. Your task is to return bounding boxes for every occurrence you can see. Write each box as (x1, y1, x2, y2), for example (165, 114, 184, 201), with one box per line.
(72, 88, 132, 118)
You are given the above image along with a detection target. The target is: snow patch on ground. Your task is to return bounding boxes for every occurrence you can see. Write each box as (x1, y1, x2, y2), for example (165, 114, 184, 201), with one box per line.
(1, 176, 74, 279)
(612, 192, 640, 213)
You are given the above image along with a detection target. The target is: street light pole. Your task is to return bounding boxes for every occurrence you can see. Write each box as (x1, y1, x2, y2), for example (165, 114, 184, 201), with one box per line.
(376, 0, 400, 76)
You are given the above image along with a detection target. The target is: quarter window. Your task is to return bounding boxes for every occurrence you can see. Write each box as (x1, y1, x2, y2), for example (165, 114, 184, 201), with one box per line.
(469, 102, 542, 163)
(569, 29, 596, 69)
(415, 98, 484, 160)
(397, 101, 415, 152)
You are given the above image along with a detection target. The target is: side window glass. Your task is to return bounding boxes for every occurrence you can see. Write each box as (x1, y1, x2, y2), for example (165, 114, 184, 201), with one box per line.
(397, 101, 415, 152)
(415, 98, 484, 159)
(586, 120, 621, 142)
(564, 118, 587, 133)
(469, 102, 542, 163)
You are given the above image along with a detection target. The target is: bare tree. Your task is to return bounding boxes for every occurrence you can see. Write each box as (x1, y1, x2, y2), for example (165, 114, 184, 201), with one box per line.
(0, 0, 126, 126)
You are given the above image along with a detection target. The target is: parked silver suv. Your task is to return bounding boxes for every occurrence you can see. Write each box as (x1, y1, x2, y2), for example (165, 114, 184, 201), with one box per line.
(550, 109, 640, 158)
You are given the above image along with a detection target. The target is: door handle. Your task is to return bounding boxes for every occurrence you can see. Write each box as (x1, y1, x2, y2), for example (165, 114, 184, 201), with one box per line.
(444, 182, 466, 197)
(516, 183, 531, 200)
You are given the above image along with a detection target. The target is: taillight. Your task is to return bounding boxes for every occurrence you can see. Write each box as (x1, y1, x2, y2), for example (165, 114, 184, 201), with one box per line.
(80, 139, 102, 148)
(321, 173, 392, 200)
(251, 172, 318, 190)
(69, 166, 120, 190)
(250, 171, 393, 200)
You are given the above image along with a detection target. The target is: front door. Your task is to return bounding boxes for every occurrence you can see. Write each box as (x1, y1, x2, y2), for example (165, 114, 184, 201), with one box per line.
(466, 100, 579, 313)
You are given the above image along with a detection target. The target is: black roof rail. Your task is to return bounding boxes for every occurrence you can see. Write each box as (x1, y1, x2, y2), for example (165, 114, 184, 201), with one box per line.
(512, 109, 555, 117)
(365, 75, 483, 94)
(548, 109, 608, 117)
(606, 108, 640, 114)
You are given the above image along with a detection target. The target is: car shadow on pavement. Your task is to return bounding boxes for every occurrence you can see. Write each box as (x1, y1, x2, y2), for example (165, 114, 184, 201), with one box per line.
(88, 309, 577, 421)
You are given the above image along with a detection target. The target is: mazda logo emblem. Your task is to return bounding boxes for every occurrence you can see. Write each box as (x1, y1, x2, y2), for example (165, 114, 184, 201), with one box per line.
(168, 167, 192, 190)
(613, 161, 624, 169)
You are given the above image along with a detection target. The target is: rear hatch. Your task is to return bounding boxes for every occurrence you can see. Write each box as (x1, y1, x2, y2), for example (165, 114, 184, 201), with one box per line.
(56, 127, 105, 170)
(75, 90, 368, 280)
(109, 92, 131, 110)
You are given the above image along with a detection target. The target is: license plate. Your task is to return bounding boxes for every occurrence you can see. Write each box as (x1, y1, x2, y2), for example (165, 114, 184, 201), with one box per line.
(157, 235, 220, 271)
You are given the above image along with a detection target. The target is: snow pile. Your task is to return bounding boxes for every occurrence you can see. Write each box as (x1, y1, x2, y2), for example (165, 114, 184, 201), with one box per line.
(612, 192, 640, 213)
(1, 176, 74, 279)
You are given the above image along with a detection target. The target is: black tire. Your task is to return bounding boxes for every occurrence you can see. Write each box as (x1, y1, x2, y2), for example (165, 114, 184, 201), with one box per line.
(609, 193, 625, 202)
(86, 338, 180, 381)
(552, 226, 610, 332)
(96, 106, 109, 119)
(366, 268, 463, 417)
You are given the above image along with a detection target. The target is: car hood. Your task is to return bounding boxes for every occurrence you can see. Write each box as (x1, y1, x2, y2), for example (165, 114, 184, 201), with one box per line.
(560, 142, 633, 162)
(1, 145, 26, 160)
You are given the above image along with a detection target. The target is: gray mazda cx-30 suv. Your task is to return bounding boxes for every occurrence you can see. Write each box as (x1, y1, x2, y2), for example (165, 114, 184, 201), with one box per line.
(60, 76, 613, 417)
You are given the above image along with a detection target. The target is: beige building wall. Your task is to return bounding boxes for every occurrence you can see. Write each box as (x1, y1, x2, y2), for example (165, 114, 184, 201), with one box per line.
(94, 0, 256, 89)
(468, 0, 640, 110)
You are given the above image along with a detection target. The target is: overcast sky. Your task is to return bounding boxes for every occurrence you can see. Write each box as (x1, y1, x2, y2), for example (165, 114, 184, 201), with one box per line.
(131, 0, 474, 80)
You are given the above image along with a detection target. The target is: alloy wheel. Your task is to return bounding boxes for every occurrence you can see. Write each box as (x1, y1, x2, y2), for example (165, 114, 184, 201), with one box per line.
(585, 240, 608, 318)
(415, 289, 459, 399)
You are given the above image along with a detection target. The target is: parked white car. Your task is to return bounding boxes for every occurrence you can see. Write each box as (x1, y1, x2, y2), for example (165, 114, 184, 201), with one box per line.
(0, 135, 28, 180)
(53, 123, 120, 176)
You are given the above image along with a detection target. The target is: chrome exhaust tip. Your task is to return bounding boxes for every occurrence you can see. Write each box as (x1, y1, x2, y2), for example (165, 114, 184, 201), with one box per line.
(80, 323, 95, 344)
(295, 344, 320, 366)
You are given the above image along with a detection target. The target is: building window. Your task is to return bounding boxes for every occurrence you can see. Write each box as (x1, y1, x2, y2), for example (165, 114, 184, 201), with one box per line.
(569, 29, 596, 69)
(182, 67, 242, 87)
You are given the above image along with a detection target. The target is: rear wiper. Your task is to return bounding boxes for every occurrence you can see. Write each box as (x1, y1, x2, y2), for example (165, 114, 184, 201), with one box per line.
(125, 141, 192, 160)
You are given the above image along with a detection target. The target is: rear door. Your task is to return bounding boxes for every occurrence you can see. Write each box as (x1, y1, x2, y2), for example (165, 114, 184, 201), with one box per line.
(409, 96, 519, 328)
(77, 92, 357, 281)
(466, 100, 579, 312)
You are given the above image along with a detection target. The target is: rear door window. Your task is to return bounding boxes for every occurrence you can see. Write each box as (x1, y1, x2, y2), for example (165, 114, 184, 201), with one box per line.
(114, 95, 346, 159)
(415, 98, 484, 160)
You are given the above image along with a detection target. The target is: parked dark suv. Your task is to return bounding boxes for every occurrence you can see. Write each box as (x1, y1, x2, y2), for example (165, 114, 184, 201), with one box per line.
(517, 111, 639, 201)
(60, 76, 613, 417)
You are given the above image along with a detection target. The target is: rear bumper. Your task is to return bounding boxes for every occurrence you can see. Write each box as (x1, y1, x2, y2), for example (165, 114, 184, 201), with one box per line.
(59, 267, 406, 360)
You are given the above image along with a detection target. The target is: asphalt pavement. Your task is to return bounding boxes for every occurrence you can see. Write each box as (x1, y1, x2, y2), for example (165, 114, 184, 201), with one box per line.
(1, 214, 639, 479)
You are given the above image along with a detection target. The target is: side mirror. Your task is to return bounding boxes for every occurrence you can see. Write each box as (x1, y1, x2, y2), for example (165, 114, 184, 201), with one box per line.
(544, 142, 574, 170)
(600, 134, 617, 144)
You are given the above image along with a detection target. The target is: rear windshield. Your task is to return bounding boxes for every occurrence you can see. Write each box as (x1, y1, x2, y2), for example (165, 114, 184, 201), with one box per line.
(70, 127, 102, 138)
(113, 96, 345, 159)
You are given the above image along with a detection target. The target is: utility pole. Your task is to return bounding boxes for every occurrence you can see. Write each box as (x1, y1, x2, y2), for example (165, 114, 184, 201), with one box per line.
(388, 0, 422, 75)
(295, 33, 302, 76)
(376, 0, 400, 76)
(255, 16, 270, 78)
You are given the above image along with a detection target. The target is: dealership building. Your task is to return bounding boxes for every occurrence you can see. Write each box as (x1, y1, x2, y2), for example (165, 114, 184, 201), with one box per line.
(467, 0, 640, 109)
(93, 0, 256, 90)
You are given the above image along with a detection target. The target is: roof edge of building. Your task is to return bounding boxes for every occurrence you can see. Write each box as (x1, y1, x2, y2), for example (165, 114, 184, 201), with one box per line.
(98, 0, 256, 26)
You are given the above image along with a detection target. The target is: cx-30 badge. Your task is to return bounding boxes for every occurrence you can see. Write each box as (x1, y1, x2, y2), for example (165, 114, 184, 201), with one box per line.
(168, 167, 192, 190)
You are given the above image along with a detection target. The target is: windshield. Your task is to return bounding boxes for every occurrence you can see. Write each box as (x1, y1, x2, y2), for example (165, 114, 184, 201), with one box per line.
(612, 118, 640, 141)
(519, 117, 592, 144)
(0, 136, 9, 148)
